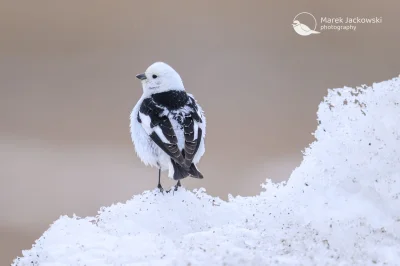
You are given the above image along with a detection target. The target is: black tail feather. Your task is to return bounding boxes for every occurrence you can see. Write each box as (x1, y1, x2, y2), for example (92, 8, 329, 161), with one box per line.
(171, 159, 204, 180)
(188, 163, 203, 179)
(171, 159, 190, 180)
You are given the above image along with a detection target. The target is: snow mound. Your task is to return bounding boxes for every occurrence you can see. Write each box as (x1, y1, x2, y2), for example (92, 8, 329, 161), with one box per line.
(13, 76, 400, 265)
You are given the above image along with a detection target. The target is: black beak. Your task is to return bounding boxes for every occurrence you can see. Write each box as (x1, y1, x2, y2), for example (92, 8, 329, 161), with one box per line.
(136, 73, 147, 80)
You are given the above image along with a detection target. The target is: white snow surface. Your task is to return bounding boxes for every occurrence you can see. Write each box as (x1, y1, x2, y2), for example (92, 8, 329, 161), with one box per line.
(13, 77, 400, 266)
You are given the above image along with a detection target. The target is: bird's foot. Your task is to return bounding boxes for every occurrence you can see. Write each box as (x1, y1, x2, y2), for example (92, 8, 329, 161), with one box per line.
(172, 181, 182, 194)
(175, 180, 181, 190)
(166, 180, 181, 194)
(157, 183, 164, 194)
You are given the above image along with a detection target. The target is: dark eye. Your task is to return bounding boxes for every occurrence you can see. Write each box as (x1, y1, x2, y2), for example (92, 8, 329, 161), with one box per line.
(152, 74, 158, 79)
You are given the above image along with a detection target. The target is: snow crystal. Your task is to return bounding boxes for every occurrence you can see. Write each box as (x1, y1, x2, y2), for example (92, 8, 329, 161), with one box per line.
(13, 76, 400, 266)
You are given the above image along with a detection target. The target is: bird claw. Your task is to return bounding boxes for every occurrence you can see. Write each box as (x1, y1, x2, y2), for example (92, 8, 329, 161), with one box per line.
(172, 186, 178, 195)
(166, 181, 181, 194)
(157, 184, 164, 194)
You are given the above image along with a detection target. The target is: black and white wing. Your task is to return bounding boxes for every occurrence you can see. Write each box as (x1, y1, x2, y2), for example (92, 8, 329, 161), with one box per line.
(137, 95, 203, 169)
(138, 97, 185, 166)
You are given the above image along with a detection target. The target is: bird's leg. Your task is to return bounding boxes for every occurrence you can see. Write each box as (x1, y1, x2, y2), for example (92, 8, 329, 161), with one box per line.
(157, 168, 164, 194)
(174, 180, 181, 191)
(166, 180, 181, 194)
(170, 180, 181, 195)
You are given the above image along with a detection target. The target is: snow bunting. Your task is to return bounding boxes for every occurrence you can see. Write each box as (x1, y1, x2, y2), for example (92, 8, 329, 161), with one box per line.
(130, 62, 206, 192)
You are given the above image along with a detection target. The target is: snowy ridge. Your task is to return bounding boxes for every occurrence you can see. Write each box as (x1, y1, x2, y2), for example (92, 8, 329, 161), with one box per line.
(13, 76, 400, 266)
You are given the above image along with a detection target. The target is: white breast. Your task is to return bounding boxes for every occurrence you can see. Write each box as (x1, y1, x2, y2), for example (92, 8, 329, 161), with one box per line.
(129, 99, 160, 168)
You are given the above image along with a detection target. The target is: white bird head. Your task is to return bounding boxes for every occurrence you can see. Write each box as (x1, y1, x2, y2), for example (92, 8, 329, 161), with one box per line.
(292, 20, 301, 27)
(136, 62, 185, 96)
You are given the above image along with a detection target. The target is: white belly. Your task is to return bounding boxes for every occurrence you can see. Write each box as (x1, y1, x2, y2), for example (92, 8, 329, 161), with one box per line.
(130, 99, 168, 170)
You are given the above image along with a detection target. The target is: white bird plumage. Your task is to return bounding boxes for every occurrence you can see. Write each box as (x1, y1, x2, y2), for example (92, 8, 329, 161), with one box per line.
(130, 62, 206, 192)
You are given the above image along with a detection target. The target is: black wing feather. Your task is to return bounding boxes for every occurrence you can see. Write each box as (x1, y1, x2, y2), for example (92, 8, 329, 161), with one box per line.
(182, 115, 202, 168)
(182, 96, 203, 168)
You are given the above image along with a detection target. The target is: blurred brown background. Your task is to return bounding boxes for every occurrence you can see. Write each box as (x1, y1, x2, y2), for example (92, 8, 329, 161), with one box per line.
(0, 0, 399, 264)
